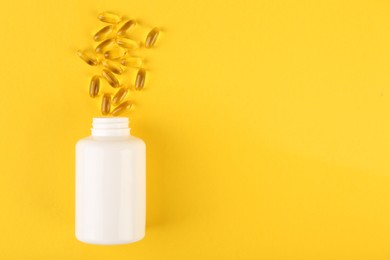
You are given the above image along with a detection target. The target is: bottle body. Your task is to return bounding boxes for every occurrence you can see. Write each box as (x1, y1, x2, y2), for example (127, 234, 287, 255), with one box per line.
(75, 118, 146, 245)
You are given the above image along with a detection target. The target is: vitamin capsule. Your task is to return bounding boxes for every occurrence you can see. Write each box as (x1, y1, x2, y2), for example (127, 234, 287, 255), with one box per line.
(95, 38, 114, 53)
(135, 68, 146, 90)
(117, 19, 137, 36)
(97, 12, 121, 24)
(102, 60, 124, 74)
(112, 101, 132, 116)
(112, 87, 129, 105)
(93, 25, 114, 42)
(102, 69, 120, 88)
(104, 46, 127, 60)
(120, 56, 142, 67)
(89, 76, 100, 97)
(116, 37, 138, 49)
(101, 93, 111, 115)
(145, 27, 159, 48)
(77, 50, 99, 66)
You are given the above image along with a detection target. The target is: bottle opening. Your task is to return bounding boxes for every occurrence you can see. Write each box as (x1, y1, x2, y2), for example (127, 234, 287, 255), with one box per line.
(91, 117, 130, 136)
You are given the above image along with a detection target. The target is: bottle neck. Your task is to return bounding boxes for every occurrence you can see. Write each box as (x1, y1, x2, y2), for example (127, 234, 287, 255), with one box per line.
(91, 117, 130, 137)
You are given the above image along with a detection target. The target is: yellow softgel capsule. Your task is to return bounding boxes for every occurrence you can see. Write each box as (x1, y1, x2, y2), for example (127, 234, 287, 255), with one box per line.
(102, 69, 120, 88)
(89, 76, 100, 97)
(102, 60, 124, 75)
(77, 50, 99, 66)
(97, 12, 121, 24)
(93, 25, 114, 42)
(95, 38, 114, 53)
(101, 93, 111, 115)
(112, 87, 129, 105)
(120, 56, 142, 67)
(104, 47, 127, 60)
(135, 68, 146, 90)
(117, 19, 137, 36)
(145, 27, 159, 48)
(116, 37, 138, 49)
(112, 101, 132, 116)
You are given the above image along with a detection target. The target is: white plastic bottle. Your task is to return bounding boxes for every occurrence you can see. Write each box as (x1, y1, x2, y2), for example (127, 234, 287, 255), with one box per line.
(75, 117, 146, 245)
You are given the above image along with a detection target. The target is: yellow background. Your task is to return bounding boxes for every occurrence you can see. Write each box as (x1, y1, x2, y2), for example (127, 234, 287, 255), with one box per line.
(1, 0, 390, 259)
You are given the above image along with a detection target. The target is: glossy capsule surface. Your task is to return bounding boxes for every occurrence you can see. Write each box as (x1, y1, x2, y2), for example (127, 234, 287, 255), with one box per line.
(102, 60, 124, 74)
(145, 27, 159, 48)
(135, 68, 146, 90)
(101, 93, 111, 115)
(117, 19, 137, 36)
(93, 25, 114, 42)
(104, 47, 127, 60)
(116, 37, 138, 49)
(89, 76, 100, 97)
(95, 38, 114, 53)
(102, 69, 119, 88)
(112, 87, 129, 105)
(120, 57, 142, 67)
(112, 101, 132, 116)
(97, 12, 121, 24)
(77, 50, 98, 66)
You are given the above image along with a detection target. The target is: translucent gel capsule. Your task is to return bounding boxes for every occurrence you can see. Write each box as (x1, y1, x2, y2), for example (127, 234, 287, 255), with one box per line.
(93, 25, 114, 42)
(102, 69, 120, 88)
(77, 50, 99, 66)
(104, 46, 127, 60)
(120, 56, 142, 67)
(145, 27, 159, 48)
(112, 87, 129, 105)
(112, 101, 132, 116)
(89, 76, 100, 97)
(117, 19, 137, 36)
(102, 60, 124, 74)
(135, 68, 146, 90)
(101, 93, 111, 115)
(95, 38, 114, 53)
(97, 12, 121, 24)
(116, 37, 138, 49)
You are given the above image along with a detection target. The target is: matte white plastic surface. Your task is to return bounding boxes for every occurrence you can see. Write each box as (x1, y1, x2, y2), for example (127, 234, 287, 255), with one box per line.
(76, 117, 146, 245)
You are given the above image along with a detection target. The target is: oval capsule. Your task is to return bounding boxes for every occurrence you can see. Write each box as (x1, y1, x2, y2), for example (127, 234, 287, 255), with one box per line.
(77, 50, 99, 66)
(112, 101, 132, 116)
(112, 87, 129, 105)
(102, 69, 120, 88)
(104, 46, 127, 60)
(97, 12, 121, 24)
(120, 56, 142, 67)
(89, 76, 100, 97)
(117, 19, 137, 36)
(101, 93, 111, 115)
(102, 60, 124, 74)
(116, 37, 138, 49)
(95, 38, 114, 53)
(93, 25, 114, 42)
(145, 27, 159, 48)
(135, 68, 146, 90)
